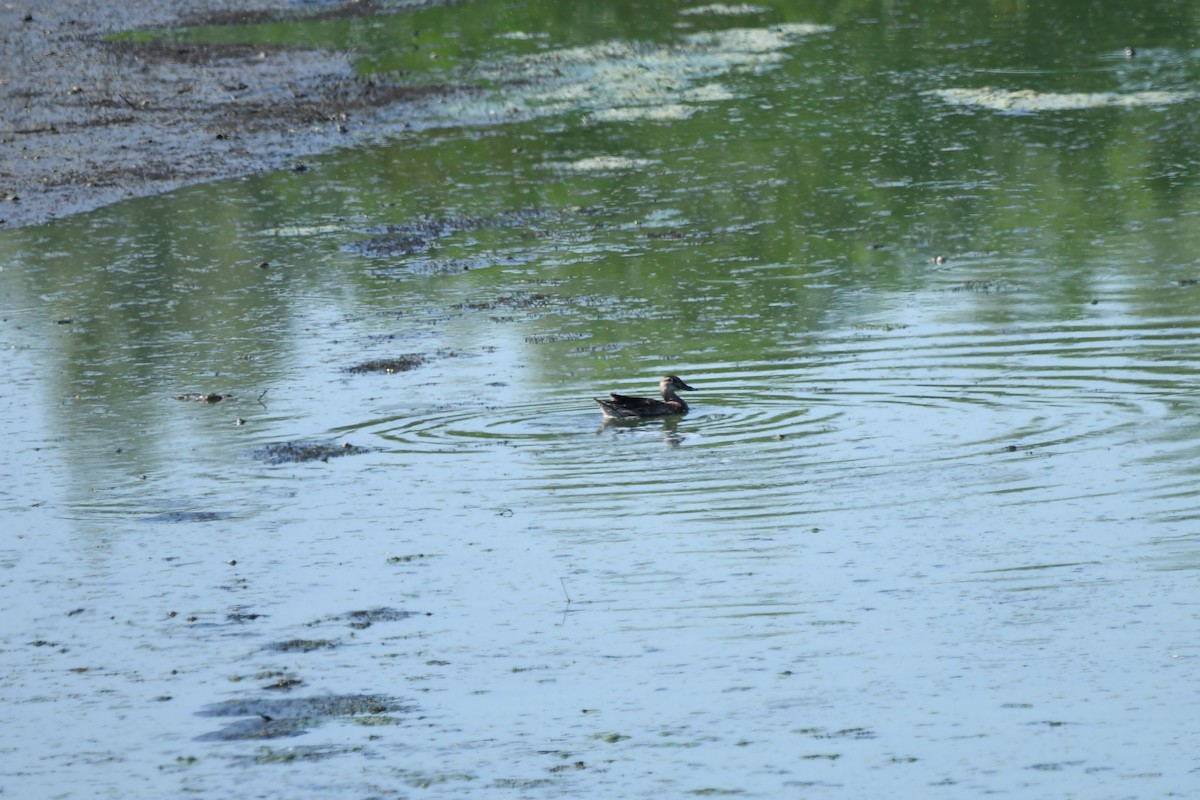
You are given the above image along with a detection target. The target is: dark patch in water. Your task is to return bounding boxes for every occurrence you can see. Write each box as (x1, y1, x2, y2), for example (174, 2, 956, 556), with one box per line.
(196, 694, 410, 741)
(175, 392, 230, 403)
(304, 606, 419, 629)
(454, 292, 556, 311)
(343, 607, 416, 629)
(346, 207, 602, 264)
(805, 726, 877, 740)
(386, 553, 434, 564)
(345, 354, 425, 374)
(525, 332, 590, 344)
(346, 234, 433, 258)
(268, 638, 339, 653)
(237, 744, 366, 764)
(143, 510, 232, 523)
(949, 279, 1017, 293)
(252, 440, 373, 465)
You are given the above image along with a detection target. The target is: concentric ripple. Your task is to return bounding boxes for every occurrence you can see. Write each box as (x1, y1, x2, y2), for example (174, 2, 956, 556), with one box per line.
(346, 310, 1200, 534)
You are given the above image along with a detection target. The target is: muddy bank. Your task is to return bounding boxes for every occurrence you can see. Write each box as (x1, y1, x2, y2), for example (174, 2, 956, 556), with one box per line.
(0, 0, 446, 228)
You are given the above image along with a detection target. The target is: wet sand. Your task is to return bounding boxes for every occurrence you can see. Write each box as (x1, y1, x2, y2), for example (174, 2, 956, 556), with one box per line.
(1, 0, 439, 228)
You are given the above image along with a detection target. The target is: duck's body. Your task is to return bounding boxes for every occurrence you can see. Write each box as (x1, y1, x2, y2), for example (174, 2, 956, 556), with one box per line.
(595, 375, 695, 419)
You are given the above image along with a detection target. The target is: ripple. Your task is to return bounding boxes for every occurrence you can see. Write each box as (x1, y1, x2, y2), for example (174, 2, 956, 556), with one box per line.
(342, 310, 1200, 534)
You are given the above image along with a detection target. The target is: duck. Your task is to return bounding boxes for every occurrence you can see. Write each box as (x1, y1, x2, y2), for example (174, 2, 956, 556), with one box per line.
(595, 375, 695, 418)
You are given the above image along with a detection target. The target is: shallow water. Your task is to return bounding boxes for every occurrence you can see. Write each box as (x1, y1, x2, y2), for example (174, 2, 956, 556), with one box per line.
(4, 1, 1200, 797)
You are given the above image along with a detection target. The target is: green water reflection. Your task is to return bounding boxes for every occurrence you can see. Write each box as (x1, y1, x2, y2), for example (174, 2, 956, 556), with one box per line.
(4, 0, 1199, 481)
(3, 0, 1198, 452)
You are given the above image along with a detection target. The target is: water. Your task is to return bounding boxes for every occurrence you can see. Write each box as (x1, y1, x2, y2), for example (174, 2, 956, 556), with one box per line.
(3, 1, 1200, 797)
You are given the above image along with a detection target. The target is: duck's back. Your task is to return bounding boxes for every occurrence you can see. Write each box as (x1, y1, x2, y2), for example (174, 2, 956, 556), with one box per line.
(596, 393, 686, 418)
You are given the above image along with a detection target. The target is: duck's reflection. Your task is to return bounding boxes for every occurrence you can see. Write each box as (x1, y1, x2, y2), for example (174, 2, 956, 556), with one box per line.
(597, 414, 685, 447)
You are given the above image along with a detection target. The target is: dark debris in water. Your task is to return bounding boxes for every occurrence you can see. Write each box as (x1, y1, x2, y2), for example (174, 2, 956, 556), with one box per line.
(345, 233, 433, 258)
(853, 323, 910, 332)
(267, 638, 339, 653)
(252, 440, 373, 465)
(305, 606, 420, 630)
(801, 726, 877, 740)
(491, 778, 558, 790)
(343, 607, 417, 630)
(386, 553, 434, 565)
(196, 694, 410, 742)
(143, 510, 232, 523)
(175, 392, 231, 403)
(454, 292, 557, 311)
(241, 744, 366, 764)
(949, 279, 1018, 293)
(345, 206, 602, 261)
(401, 258, 478, 274)
(345, 354, 425, 374)
(345, 349, 461, 375)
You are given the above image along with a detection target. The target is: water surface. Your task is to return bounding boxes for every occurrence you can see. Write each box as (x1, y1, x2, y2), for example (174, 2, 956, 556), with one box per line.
(3, 1, 1200, 797)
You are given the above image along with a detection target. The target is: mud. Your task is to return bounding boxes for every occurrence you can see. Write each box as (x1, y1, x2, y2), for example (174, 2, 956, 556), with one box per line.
(1, 0, 449, 228)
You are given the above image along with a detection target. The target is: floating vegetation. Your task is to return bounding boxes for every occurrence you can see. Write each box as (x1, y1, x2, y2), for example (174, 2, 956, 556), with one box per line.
(644, 229, 692, 240)
(267, 639, 339, 653)
(342, 607, 417, 630)
(680, 3, 769, 15)
(304, 606, 419, 629)
(927, 87, 1194, 113)
(252, 440, 372, 465)
(347, 208, 599, 260)
(346, 234, 432, 258)
(550, 156, 660, 172)
(478, 23, 833, 123)
(246, 745, 364, 764)
(803, 726, 877, 740)
(351, 207, 601, 275)
(949, 279, 1018, 293)
(197, 694, 409, 742)
(524, 332, 591, 344)
(345, 354, 425, 374)
(549, 761, 587, 774)
(853, 323, 910, 332)
(454, 292, 556, 311)
(596, 104, 697, 121)
(175, 392, 229, 403)
(398, 771, 478, 789)
(350, 715, 405, 727)
(199, 694, 403, 719)
(386, 553, 434, 564)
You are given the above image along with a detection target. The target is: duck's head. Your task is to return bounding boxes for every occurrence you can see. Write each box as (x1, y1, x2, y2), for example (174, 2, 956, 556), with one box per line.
(661, 375, 695, 393)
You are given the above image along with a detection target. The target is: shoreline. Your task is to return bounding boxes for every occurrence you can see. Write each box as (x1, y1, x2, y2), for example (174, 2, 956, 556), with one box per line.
(1, 0, 439, 229)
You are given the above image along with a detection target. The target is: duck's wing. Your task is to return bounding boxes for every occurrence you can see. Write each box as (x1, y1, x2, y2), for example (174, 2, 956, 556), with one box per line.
(595, 396, 636, 418)
(595, 394, 648, 416)
(604, 393, 683, 417)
